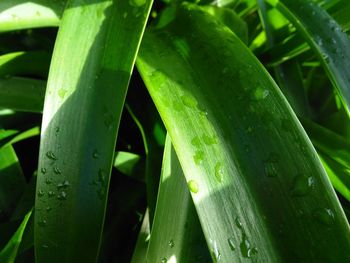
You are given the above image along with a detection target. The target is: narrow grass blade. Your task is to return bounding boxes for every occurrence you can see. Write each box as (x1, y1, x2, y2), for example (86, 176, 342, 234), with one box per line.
(1, 127, 40, 149)
(147, 136, 210, 262)
(0, 77, 45, 113)
(137, 3, 350, 261)
(130, 209, 150, 263)
(0, 51, 51, 78)
(0, 0, 65, 33)
(0, 142, 25, 222)
(266, 0, 350, 116)
(0, 210, 31, 263)
(34, 0, 153, 262)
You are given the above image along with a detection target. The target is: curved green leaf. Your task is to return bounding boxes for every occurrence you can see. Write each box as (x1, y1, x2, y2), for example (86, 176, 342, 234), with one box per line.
(0, 77, 46, 113)
(266, 0, 350, 117)
(147, 136, 210, 262)
(137, 3, 350, 262)
(34, 0, 153, 262)
(0, 210, 31, 263)
(0, 0, 66, 32)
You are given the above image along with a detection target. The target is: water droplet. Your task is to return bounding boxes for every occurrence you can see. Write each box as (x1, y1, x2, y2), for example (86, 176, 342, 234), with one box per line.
(168, 239, 175, 248)
(210, 239, 221, 262)
(228, 238, 236, 251)
(42, 244, 49, 249)
(41, 168, 47, 174)
(104, 114, 114, 130)
(193, 150, 204, 165)
(290, 174, 315, 197)
(313, 208, 335, 226)
(161, 258, 167, 263)
(55, 127, 60, 134)
(188, 180, 199, 193)
(129, 0, 146, 8)
(53, 166, 62, 175)
(98, 169, 107, 185)
(46, 151, 57, 160)
(203, 134, 217, 145)
(248, 247, 258, 258)
(191, 136, 201, 147)
(253, 86, 269, 100)
(48, 191, 55, 197)
(38, 219, 47, 227)
(215, 162, 224, 182)
(240, 233, 251, 258)
(57, 181, 69, 189)
(181, 94, 198, 109)
(38, 190, 45, 197)
(264, 153, 279, 177)
(92, 149, 99, 159)
(58, 88, 67, 99)
(57, 191, 67, 200)
(235, 217, 243, 229)
(45, 178, 52, 185)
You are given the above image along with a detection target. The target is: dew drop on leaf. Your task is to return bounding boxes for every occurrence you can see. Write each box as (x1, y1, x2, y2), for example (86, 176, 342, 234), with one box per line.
(46, 151, 57, 160)
(92, 149, 99, 159)
(215, 162, 224, 182)
(290, 174, 315, 197)
(181, 94, 198, 109)
(193, 150, 204, 165)
(188, 180, 199, 193)
(129, 0, 146, 7)
(58, 88, 67, 99)
(210, 239, 221, 262)
(38, 190, 45, 197)
(54, 166, 62, 175)
(253, 86, 269, 100)
(41, 168, 47, 174)
(228, 238, 236, 251)
(203, 134, 217, 145)
(161, 257, 167, 263)
(240, 233, 251, 258)
(235, 217, 243, 229)
(264, 153, 279, 178)
(313, 208, 335, 226)
(168, 239, 175, 248)
(191, 136, 201, 147)
(57, 191, 67, 200)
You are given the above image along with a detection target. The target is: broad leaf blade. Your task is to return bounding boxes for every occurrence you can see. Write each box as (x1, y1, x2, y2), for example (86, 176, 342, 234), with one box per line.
(147, 136, 210, 262)
(137, 3, 350, 262)
(34, 0, 153, 262)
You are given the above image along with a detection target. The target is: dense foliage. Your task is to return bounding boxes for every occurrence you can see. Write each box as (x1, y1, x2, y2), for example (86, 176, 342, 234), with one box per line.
(1, 0, 350, 262)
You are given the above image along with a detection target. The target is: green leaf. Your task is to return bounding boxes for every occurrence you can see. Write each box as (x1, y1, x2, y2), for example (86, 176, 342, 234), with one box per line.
(147, 136, 210, 262)
(137, 3, 350, 261)
(0, 0, 66, 33)
(113, 151, 145, 180)
(267, 0, 350, 117)
(0, 211, 31, 263)
(0, 143, 25, 222)
(34, 0, 153, 262)
(0, 51, 51, 78)
(0, 77, 46, 113)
